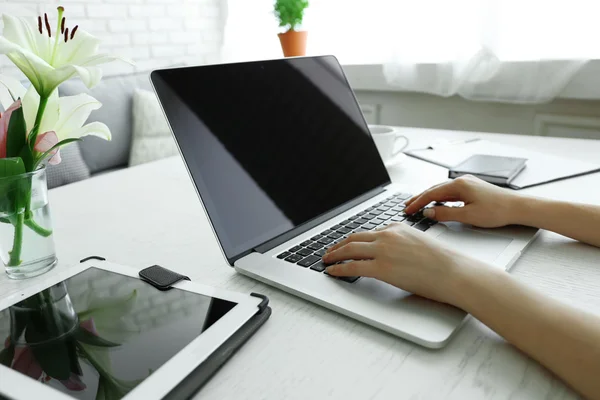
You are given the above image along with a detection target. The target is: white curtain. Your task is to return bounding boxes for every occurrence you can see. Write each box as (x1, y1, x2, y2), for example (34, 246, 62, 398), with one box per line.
(223, 0, 599, 103)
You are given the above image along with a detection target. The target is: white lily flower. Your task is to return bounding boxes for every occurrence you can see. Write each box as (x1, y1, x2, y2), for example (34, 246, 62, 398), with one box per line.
(0, 75, 111, 165)
(0, 75, 111, 141)
(0, 7, 131, 98)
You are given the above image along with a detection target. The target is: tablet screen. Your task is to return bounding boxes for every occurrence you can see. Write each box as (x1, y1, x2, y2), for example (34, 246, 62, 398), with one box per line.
(0, 267, 237, 399)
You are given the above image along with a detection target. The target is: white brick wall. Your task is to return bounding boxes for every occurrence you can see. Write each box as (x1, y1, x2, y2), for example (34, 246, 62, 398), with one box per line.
(0, 0, 224, 79)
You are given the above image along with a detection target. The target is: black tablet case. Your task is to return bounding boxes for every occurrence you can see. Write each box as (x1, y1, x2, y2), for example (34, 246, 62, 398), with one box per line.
(76, 256, 272, 400)
(165, 296, 271, 399)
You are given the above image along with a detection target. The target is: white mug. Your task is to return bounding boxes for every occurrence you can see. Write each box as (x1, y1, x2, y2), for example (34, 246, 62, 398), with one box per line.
(368, 125, 409, 163)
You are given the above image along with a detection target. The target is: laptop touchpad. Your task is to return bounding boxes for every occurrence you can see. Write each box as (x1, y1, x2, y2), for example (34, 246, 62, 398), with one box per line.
(435, 223, 512, 263)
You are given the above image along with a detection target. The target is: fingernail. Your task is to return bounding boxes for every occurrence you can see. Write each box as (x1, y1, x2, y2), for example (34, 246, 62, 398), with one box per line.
(423, 208, 435, 218)
(326, 266, 335, 274)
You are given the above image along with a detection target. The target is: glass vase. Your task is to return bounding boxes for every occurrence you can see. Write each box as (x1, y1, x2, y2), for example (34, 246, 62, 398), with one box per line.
(9, 282, 79, 346)
(0, 166, 57, 279)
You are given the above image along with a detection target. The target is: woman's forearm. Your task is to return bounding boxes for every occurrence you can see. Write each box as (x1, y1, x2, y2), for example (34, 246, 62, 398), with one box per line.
(511, 196, 600, 247)
(452, 259, 600, 399)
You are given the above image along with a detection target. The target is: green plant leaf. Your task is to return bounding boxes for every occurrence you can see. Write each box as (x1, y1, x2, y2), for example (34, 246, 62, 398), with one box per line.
(274, 0, 309, 30)
(30, 341, 72, 380)
(9, 309, 28, 343)
(25, 320, 72, 380)
(67, 339, 83, 376)
(74, 326, 120, 348)
(0, 158, 26, 216)
(0, 344, 15, 367)
(5, 103, 27, 158)
(0, 157, 25, 178)
(19, 145, 34, 173)
(34, 138, 81, 170)
(27, 123, 40, 146)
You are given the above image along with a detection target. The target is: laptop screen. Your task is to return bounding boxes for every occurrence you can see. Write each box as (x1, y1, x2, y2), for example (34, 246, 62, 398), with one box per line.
(151, 56, 390, 263)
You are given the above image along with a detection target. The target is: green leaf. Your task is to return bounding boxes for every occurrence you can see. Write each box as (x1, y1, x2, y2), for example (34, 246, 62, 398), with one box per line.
(5, 103, 27, 158)
(67, 339, 83, 376)
(10, 309, 28, 343)
(0, 157, 25, 178)
(25, 319, 72, 380)
(274, 0, 309, 30)
(74, 326, 120, 348)
(30, 341, 72, 380)
(34, 138, 81, 170)
(27, 123, 40, 146)
(0, 158, 27, 216)
(19, 145, 34, 173)
(0, 344, 15, 367)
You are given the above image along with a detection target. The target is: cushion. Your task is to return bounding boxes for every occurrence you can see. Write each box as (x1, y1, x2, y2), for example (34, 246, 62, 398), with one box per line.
(46, 142, 91, 189)
(129, 89, 179, 167)
(59, 72, 153, 174)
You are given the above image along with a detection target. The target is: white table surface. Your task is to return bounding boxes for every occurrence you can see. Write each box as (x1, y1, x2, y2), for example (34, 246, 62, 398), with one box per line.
(2, 127, 600, 399)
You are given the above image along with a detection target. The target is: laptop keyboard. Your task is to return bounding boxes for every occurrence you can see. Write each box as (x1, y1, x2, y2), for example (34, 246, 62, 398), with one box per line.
(276, 192, 438, 283)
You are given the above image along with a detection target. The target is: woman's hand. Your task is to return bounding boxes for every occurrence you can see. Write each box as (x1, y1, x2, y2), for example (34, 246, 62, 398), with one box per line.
(323, 223, 477, 305)
(404, 175, 523, 228)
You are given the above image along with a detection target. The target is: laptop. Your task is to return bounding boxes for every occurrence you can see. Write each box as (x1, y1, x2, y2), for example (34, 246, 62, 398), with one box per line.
(150, 56, 538, 348)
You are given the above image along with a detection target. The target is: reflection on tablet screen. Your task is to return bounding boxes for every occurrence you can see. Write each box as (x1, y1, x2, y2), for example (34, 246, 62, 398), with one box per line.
(0, 267, 237, 399)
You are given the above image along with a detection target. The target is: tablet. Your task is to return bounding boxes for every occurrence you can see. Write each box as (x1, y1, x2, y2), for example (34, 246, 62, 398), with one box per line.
(0, 260, 263, 400)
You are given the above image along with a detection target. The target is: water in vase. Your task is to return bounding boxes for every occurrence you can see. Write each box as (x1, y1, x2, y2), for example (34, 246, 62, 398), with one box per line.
(0, 199, 57, 279)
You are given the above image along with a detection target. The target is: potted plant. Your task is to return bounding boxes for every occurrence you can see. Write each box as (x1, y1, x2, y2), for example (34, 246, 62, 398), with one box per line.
(274, 0, 310, 57)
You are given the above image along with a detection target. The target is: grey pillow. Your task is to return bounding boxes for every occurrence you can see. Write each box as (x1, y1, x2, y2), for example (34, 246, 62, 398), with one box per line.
(46, 143, 91, 189)
(59, 72, 153, 174)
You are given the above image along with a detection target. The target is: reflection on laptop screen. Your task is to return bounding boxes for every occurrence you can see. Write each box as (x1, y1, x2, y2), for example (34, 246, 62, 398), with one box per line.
(151, 56, 390, 262)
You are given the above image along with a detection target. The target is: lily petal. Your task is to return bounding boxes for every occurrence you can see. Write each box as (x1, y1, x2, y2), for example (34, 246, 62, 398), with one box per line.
(53, 29, 101, 67)
(59, 373, 87, 391)
(0, 15, 51, 61)
(0, 99, 22, 159)
(54, 93, 102, 139)
(1, 12, 133, 97)
(0, 74, 26, 110)
(21, 85, 59, 135)
(0, 37, 52, 97)
(20, 86, 39, 134)
(53, 64, 105, 92)
(69, 121, 112, 141)
(80, 318, 99, 337)
(34, 130, 61, 165)
(78, 290, 138, 342)
(0, 36, 125, 95)
(12, 346, 43, 380)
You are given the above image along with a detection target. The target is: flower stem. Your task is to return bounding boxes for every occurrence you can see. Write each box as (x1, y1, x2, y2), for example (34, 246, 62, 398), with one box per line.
(24, 218, 53, 237)
(8, 213, 24, 266)
(29, 94, 49, 151)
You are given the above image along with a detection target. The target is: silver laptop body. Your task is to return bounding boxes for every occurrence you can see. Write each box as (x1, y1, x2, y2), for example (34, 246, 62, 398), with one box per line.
(151, 56, 538, 348)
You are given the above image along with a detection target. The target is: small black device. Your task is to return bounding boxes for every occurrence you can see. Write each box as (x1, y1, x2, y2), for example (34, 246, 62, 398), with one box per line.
(449, 154, 527, 186)
(139, 264, 190, 290)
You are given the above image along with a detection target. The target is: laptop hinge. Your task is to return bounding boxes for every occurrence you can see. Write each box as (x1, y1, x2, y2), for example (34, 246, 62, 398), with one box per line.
(254, 186, 387, 255)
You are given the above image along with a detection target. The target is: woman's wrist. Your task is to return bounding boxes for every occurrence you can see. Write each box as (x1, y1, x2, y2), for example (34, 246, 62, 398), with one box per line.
(444, 253, 504, 311)
(506, 193, 535, 226)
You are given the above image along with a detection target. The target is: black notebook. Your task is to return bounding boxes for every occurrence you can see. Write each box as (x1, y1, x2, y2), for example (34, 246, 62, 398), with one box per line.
(448, 154, 527, 187)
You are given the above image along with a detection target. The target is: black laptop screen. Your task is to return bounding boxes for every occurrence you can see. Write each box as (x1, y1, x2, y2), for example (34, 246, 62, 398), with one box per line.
(151, 56, 390, 262)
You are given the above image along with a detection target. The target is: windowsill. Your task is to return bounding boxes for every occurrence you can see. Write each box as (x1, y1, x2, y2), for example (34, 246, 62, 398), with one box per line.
(342, 60, 600, 101)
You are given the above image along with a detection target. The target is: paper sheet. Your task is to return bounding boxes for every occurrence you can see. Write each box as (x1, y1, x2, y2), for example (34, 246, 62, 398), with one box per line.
(407, 139, 600, 189)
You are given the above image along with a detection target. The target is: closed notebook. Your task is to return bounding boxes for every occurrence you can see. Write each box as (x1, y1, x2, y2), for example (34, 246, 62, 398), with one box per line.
(407, 139, 600, 189)
(449, 154, 527, 186)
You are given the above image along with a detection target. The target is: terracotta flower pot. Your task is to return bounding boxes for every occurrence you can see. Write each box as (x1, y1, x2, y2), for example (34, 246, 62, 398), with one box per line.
(278, 30, 308, 57)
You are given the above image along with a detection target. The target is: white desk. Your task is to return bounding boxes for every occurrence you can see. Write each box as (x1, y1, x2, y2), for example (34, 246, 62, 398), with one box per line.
(2, 128, 600, 399)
